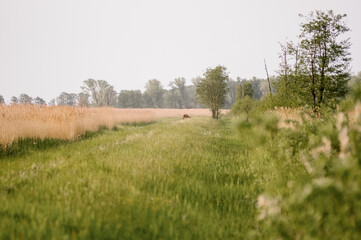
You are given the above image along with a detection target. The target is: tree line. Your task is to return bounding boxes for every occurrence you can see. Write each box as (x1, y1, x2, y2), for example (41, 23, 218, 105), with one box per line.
(0, 76, 273, 109)
(2, 10, 360, 118)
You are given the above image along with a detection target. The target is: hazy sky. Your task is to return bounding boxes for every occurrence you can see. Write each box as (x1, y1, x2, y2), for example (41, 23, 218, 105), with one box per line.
(1, 0, 360, 102)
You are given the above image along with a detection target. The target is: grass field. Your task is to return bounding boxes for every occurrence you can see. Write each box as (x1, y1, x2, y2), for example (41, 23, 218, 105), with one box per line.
(1, 103, 360, 239)
(0, 115, 303, 239)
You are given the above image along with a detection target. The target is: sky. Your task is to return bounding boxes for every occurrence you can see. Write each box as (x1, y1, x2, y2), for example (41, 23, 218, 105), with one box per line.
(0, 0, 361, 102)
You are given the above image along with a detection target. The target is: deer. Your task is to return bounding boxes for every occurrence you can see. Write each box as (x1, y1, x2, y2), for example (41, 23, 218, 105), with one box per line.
(183, 114, 191, 119)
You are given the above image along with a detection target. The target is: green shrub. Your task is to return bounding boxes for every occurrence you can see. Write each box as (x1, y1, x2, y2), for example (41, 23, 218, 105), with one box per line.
(231, 96, 258, 121)
(254, 92, 361, 239)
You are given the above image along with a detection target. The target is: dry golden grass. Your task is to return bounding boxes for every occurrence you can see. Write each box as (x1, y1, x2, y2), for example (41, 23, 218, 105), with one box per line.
(0, 105, 222, 146)
(347, 102, 361, 130)
(272, 106, 303, 129)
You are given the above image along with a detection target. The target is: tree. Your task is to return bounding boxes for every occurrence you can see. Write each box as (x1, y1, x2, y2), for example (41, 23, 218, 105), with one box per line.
(56, 92, 77, 106)
(10, 96, 18, 104)
(172, 77, 187, 108)
(144, 79, 164, 108)
(231, 96, 256, 122)
(77, 92, 90, 107)
(185, 85, 201, 108)
(236, 81, 254, 99)
(165, 83, 182, 108)
(34, 97, 46, 105)
(118, 90, 142, 108)
(225, 78, 239, 108)
(277, 10, 351, 109)
(250, 78, 265, 99)
(18, 94, 33, 104)
(48, 99, 56, 106)
(191, 76, 202, 87)
(104, 85, 117, 107)
(196, 65, 229, 119)
(81, 79, 117, 107)
(0, 95, 4, 104)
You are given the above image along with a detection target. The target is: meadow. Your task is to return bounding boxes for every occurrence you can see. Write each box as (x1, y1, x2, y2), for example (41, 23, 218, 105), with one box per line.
(1, 102, 361, 239)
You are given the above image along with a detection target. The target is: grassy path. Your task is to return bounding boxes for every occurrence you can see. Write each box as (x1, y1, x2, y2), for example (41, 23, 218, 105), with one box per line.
(0, 116, 299, 239)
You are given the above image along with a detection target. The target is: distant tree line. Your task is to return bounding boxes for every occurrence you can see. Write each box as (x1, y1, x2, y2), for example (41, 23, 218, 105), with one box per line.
(1, 11, 359, 114)
(0, 76, 275, 108)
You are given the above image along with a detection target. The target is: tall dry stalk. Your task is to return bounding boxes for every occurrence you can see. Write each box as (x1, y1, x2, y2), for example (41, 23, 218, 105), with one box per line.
(0, 105, 220, 146)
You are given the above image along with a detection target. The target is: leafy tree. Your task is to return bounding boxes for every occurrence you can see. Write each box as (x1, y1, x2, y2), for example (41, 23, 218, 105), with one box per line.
(18, 94, 33, 104)
(77, 92, 90, 107)
(104, 85, 117, 107)
(34, 97, 46, 105)
(225, 78, 239, 108)
(81, 79, 117, 107)
(249, 77, 264, 99)
(236, 81, 254, 99)
(196, 65, 229, 119)
(185, 85, 201, 108)
(165, 83, 182, 108)
(0, 95, 4, 104)
(277, 10, 351, 109)
(172, 77, 187, 108)
(118, 90, 142, 108)
(56, 92, 77, 106)
(231, 96, 256, 122)
(48, 99, 56, 106)
(191, 76, 202, 87)
(144, 79, 164, 108)
(10, 96, 19, 104)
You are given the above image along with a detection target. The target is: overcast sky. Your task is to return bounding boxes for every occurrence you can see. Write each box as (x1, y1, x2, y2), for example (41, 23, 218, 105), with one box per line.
(1, 0, 360, 102)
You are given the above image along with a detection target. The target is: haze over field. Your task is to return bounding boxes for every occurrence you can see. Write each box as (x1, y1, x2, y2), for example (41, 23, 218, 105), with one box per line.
(0, 0, 361, 102)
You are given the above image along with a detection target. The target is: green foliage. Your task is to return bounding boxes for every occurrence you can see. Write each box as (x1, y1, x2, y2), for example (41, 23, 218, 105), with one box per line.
(81, 79, 117, 107)
(275, 10, 351, 110)
(10, 96, 18, 104)
(77, 92, 90, 107)
(118, 90, 143, 108)
(34, 96, 46, 105)
(231, 96, 257, 122)
(18, 93, 33, 104)
(0, 95, 4, 104)
(196, 65, 229, 118)
(253, 94, 361, 239)
(2, 87, 361, 239)
(236, 82, 254, 99)
(56, 92, 77, 106)
(172, 77, 188, 108)
(144, 79, 165, 108)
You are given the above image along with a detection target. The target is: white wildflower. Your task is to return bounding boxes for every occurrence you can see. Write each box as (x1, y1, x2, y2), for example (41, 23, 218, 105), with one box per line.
(311, 136, 331, 159)
(300, 153, 314, 174)
(338, 127, 349, 159)
(256, 194, 281, 220)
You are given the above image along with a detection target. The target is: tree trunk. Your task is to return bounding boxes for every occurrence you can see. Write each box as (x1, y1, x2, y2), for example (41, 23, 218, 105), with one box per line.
(212, 108, 216, 119)
(264, 59, 272, 94)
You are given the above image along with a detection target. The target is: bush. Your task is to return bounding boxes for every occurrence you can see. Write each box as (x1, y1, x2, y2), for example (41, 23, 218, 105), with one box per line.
(253, 92, 361, 239)
(231, 96, 258, 121)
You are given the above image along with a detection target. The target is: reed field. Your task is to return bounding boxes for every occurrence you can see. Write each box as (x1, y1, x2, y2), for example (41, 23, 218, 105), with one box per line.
(0, 105, 224, 147)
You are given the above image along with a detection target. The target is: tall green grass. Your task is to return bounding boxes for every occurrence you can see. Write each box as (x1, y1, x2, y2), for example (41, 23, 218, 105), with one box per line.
(1, 105, 360, 239)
